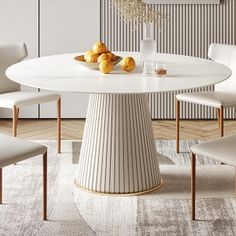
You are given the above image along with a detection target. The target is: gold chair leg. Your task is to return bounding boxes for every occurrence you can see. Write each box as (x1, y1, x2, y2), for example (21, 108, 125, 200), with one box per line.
(57, 98, 61, 154)
(12, 106, 19, 137)
(219, 105, 224, 137)
(191, 153, 196, 220)
(176, 99, 180, 153)
(43, 152, 47, 220)
(0, 168, 2, 204)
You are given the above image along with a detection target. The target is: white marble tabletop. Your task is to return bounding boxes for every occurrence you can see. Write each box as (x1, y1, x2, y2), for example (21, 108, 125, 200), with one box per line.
(6, 52, 231, 94)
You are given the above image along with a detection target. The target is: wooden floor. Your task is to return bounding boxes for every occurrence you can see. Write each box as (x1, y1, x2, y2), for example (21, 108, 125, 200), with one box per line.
(1, 118, 236, 140)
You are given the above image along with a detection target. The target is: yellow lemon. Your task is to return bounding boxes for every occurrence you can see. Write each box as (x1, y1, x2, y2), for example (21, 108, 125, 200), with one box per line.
(99, 60, 113, 74)
(121, 57, 136, 72)
(98, 53, 112, 63)
(85, 51, 99, 63)
(93, 42, 107, 54)
(106, 52, 117, 61)
(84, 50, 94, 61)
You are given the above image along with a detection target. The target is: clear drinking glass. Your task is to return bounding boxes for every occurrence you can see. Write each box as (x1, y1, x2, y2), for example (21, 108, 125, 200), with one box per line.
(142, 60, 154, 75)
(155, 62, 167, 77)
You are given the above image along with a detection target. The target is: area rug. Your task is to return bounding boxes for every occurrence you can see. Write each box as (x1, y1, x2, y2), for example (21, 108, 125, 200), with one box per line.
(0, 140, 236, 236)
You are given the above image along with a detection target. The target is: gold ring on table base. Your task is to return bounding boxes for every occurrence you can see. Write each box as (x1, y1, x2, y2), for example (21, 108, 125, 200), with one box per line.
(74, 178, 163, 196)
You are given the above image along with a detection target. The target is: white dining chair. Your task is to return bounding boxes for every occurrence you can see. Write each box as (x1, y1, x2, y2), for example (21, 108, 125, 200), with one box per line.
(0, 134, 47, 220)
(176, 43, 236, 153)
(190, 134, 236, 220)
(0, 42, 61, 153)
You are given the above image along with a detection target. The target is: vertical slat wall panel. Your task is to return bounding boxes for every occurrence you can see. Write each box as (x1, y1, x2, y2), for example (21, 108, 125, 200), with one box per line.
(101, 0, 236, 119)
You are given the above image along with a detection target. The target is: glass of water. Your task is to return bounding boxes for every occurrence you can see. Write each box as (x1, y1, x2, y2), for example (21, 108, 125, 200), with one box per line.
(142, 60, 154, 75)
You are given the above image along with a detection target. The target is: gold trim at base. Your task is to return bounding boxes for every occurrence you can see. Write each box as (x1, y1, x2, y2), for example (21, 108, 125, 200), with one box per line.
(74, 179, 163, 196)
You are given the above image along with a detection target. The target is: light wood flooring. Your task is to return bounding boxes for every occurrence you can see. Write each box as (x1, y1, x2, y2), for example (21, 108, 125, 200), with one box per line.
(1, 118, 236, 140)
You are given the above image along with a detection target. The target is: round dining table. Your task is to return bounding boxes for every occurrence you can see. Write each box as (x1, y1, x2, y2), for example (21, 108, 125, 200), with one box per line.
(6, 52, 231, 195)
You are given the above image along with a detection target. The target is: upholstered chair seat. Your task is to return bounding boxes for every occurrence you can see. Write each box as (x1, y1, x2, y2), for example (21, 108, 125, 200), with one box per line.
(0, 134, 48, 220)
(191, 134, 236, 166)
(0, 91, 60, 108)
(190, 134, 236, 220)
(176, 92, 236, 109)
(0, 42, 61, 153)
(176, 43, 236, 153)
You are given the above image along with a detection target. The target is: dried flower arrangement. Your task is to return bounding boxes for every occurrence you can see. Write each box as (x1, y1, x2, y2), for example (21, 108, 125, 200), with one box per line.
(112, 0, 165, 27)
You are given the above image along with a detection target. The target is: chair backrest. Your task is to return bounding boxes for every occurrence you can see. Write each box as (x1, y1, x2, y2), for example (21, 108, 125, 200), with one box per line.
(208, 43, 236, 92)
(0, 42, 28, 93)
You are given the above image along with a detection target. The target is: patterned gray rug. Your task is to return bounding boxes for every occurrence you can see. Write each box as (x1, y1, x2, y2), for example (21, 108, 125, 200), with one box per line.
(0, 140, 236, 236)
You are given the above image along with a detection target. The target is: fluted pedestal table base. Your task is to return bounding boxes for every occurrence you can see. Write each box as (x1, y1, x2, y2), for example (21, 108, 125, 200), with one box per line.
(75, 94, 162, 195)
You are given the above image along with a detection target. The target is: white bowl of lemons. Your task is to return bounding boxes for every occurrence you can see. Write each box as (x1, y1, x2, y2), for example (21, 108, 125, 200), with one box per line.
(74, 42, 135, 74)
